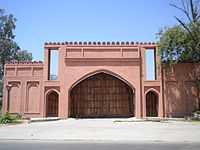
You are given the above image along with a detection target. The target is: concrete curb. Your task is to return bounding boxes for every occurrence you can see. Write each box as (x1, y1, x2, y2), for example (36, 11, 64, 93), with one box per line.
(113, 117, 187, 123)
(28, 117, 191, 123)
(29, 117, 61, 123)
(0, 138, 199, 144)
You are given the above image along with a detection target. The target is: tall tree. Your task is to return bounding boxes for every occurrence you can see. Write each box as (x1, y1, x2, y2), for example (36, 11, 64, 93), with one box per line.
(0, 9, 32, 79)
(158, 0, 200, 109)
(0, 9, 18, 79)
(170, 0, 200, 61)
(158, 0, 200, 63)
(0, 9, 33, 101)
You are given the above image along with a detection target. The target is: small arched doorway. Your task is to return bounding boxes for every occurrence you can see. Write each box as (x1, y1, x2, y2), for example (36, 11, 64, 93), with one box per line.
(146, 91, 158, 117)
(70, 72, 134, 118)
(46, 91, 59, 117)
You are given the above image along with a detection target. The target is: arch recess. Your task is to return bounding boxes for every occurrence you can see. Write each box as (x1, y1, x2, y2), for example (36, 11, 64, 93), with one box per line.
(69, 69, 135, 94)
(45, 89, 60, 97)
(145, 88, 159, 96)
(146, 90, 159, 117)
(46, 90, 59, 117)
(69, 70, 135, 118)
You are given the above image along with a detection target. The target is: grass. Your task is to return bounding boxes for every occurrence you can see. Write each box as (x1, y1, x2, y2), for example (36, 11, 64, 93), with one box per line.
(0, 113, 22, 124)
(190, 120, 200, 123)
(187, 118, 200, 123)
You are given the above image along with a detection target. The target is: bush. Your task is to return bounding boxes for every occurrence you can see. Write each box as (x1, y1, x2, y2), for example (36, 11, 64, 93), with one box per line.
(195, 110, 200, 115)
(0, 113, 21, 124)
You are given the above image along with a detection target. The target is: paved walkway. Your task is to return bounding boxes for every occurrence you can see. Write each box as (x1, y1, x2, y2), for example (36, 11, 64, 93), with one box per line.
(0, 119, 200, 142)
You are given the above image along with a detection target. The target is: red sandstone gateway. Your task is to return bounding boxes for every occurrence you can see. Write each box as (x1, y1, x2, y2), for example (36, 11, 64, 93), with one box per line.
(2, 42, 200, 118)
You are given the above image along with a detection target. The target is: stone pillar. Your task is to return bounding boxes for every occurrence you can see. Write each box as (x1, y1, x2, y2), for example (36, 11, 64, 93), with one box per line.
(155, 46, 164, 117)
(43, 47, 50, 81)
(155, 46, 161, 80)
(58, 46, 68, 118)
(42, 47, 50, 117)
(135, 86, 142, 118)
(2, 78, 8, 113)
(141, 47, 146, 118)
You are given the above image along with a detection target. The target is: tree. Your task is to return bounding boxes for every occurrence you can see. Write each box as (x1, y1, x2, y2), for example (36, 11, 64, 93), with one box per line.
(0, 9, 33, 105)
(158, 0, 200, 63)
(0, 9, 32, 79)
(158, 0, 200, 110)
(0, 9, 18, 79)
(158, 25, 188, 64)
(171, 0, 200, 61)
(15, 50, 32, 61)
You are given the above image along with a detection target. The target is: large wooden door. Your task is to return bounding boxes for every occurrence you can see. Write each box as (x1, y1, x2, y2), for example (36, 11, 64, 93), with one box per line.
(46, 91, 59, 117)
(70, 73, 134, 118)
(146, 91, 158, 117)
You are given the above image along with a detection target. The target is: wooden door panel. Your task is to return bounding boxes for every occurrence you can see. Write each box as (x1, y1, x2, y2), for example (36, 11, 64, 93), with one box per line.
(46, 92, 59, 117)
(146, 91, 158, 117)
(70, 73, 134, 118)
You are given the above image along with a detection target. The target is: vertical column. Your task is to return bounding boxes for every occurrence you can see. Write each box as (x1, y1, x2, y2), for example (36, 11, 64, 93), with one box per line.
(2, 78, 7, 113)
(155, 46, 161, 80)
(135, 88, 142, 118)
(58, 46, 68, 118)
(39, 74, 45, 117)
(2, 64, 7, 113)
(43, 47, 50, 81)
(155, 46, 164, 117)
(134, 47, 144, 118)
(20, 79, 25, 116)
(42, 47, 50, 117)
(140, 47, 146, 118)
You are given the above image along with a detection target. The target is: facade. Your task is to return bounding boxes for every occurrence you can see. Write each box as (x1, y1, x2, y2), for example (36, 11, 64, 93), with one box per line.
(2, 41, 200, 118)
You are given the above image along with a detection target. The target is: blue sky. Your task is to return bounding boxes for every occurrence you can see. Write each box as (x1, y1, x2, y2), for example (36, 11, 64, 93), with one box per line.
(0, 0, 183, 79)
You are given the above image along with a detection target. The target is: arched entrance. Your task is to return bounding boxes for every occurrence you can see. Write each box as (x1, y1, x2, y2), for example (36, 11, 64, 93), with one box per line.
(70, 72, 134, 118)
(146, 91, 158, 117)
(46, 91, 59, 117)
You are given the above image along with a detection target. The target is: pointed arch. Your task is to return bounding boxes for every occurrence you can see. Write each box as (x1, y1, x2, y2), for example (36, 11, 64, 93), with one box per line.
(69, 69, 135, 93)
(146, 90, 159, 117)
(45, 90, 59, 117)
(145, 88, 159, 96)
(68, 70, 135, 118)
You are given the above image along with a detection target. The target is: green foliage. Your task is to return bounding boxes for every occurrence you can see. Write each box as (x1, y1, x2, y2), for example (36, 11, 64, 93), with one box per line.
(0, 8, 33, 79)
(15, 50, 33, 61)
(0, 113, 21, 124)
(0, 8, 33, 98)
(0, 9, 18, 79)
(158, 26, 188, 64)
(158, 0, 200, 64)
(159, 0, 200, 110)
(158, 23, 200, 64)
(195, 110, 200, 114)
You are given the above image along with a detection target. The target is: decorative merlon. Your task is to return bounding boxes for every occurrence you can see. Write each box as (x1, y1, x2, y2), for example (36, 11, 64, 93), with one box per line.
(44, 41, 157, 46)
(5, 60, 43, 65)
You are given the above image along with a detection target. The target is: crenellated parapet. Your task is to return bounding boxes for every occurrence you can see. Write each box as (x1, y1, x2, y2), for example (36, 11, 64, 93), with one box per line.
(44, 41, 157, 49)
(4, 61, 43, 77)
(5, 60, 43, 65)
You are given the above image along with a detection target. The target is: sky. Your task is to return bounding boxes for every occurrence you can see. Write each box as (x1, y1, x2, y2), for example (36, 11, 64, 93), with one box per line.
(0, 0, 184, 80)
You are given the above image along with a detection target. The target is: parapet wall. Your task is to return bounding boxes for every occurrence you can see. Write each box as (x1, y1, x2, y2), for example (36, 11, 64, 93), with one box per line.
(163, 63, 200, 117)
(44, 41, 156, 46)
(5, 61, 43, 77)
(3, 61, 44, 118)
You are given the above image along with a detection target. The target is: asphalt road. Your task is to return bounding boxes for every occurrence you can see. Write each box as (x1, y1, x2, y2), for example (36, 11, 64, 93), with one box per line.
(0, 141, 200, 150)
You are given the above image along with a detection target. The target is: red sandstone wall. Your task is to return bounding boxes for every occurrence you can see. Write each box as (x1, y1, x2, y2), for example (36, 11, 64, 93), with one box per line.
(44, 42, 162, 119)
(2, 62, 44, 118)
(3, 42, 163, 119)
(56, 46, 142, 118)
(163, 63, 200, 117)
